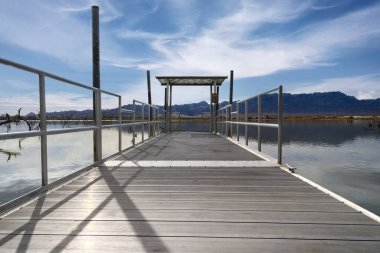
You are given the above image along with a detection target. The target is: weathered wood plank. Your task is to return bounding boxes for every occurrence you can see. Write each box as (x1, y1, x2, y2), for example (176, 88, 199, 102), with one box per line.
(22, 200, 356, 212)
(4, 209, 374, 224)
(1, 220, 380, 240)
(1, 132, 379, 253)
(56, 185, 321, 194)
(67, 179, 308, 186)
(29, 192, 336, 203)
(1, 235, 380, 253)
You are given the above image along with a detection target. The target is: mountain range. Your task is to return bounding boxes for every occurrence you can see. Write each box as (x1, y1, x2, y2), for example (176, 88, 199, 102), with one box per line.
(42, 91, 380, 118)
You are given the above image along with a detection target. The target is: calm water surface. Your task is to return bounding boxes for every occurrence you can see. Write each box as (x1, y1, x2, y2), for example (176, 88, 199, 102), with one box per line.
(1, 120, 380, 217)
(237, 120, 380, 216)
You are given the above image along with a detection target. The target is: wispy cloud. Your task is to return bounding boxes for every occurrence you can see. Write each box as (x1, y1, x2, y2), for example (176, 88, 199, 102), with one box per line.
(0, 90, 119, 115)
(58, 0, 122, 22)
(1, 0, 380, 113)
(0, 0, 124, 69)
(117, 1, 380, 78)
(290, 74, 380, 100)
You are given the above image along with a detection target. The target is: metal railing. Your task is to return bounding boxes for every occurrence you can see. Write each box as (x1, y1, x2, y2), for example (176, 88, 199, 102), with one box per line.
(132, 99, 166, 146)
(217, 86, 283, 164)
(0, 57, 165, 211)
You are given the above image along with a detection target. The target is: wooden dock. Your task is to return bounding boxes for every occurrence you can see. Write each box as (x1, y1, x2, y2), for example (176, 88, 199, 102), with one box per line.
(1, 132, 380, 252)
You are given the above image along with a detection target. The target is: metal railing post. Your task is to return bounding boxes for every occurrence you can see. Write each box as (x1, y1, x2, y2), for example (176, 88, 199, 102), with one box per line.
(94, 89, 102, 161)
(141, 104, 144, 142)
(236, 103, 239, 141)
(225, 107, 228, 136)
(153, 107, 156, 136)
(118, 96, 122, 152)
(148, 105, 151, 138)
(245, 100, 248, 146)
(258, 95, 262, 152)
(133, 101, 136, 146)
(39, 73, 48, 186)
(277, 85, 283, 164)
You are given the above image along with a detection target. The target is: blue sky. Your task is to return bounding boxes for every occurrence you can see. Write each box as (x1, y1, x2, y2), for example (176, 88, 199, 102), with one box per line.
(0, 0, 380, 114)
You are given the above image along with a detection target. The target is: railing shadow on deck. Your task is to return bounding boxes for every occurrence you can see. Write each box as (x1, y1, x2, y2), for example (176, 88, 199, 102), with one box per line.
(116, 133, 175, 161)
(0, 145, 171, 252)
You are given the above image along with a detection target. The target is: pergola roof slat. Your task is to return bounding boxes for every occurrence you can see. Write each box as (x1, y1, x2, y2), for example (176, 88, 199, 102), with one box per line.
(156, 76, 228, 86)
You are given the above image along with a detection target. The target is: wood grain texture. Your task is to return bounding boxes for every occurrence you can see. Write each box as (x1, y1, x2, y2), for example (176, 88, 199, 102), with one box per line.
(1, 132, 379, 252)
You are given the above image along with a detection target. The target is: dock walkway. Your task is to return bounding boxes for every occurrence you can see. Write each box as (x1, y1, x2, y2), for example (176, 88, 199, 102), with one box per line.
(1, 132, 380, 252)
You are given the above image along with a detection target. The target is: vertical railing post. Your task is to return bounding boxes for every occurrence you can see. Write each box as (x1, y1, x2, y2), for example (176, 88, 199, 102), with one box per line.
(216, 86, 219, 133)
(277, 85, 283, 164)
(94, 89, 102, 161)
(153, 107, 156, 136)
(148, 106, 151, 139)
(118, 96, 122, 152)
(169, 85, 172, 132)
(158, 110, 160, 134)
(147, 70, 154, 137)
(142, 104, 144, 142)
(39, 73, 48, 186)
(209, 85, 213, 133)
(225, 108, 228, 136)
(228, 70, 234, 137)
(257, 95, 262, 152)
(236, 102, 239, 141)
(133, 100, 136, 146)
(245, 100, 248, 146)
(165, 84, 169, 132)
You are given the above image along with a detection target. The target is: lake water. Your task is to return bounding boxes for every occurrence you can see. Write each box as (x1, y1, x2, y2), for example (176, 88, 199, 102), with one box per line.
(1, 120, 380, 217)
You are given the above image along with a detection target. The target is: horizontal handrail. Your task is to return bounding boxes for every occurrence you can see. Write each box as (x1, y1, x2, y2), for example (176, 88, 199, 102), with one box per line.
(0, 126, 97, 140)
(218, 104, 232, 111)
(216, 85, 283, 164)
(0, 119, 167, 140)
(0, 58, 121, 98)
(100, 89, 120, 98)
(0, 57, 97, 92)
(101, 120, 165, 129)
(121, 109, 134, 113)
(225, 121, 278, 128)
(133, 99, 163, 110)
(0, 57, 168, 214)
(237, 87, 279, 104)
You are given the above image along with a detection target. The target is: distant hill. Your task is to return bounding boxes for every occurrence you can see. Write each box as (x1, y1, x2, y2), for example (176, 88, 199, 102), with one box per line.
(43, 91, 380, 118)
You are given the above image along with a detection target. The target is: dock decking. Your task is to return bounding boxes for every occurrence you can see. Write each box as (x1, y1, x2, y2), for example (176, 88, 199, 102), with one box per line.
(1, 132, 380, 252)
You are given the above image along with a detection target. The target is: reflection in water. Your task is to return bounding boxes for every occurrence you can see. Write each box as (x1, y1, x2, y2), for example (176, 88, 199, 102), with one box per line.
(235, 120, 380, 216)
(0, 124, 135, 204)
(1, 120, 380, 217)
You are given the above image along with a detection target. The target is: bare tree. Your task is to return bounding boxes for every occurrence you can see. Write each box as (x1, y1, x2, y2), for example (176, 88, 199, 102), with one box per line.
(0, 108, 38, 131)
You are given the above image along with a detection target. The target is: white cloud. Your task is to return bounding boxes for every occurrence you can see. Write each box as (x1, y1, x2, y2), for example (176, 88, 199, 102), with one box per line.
(117, 1, 380, 79)
(0, 0, 124, 69)
(290, 74, 380, 100)
(0, 1, 90, 67)
(1, 0, 380, 110)
(0, 90, 119, 115)
(58, 0, 122, 22)
(122, 82, 211, 106)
